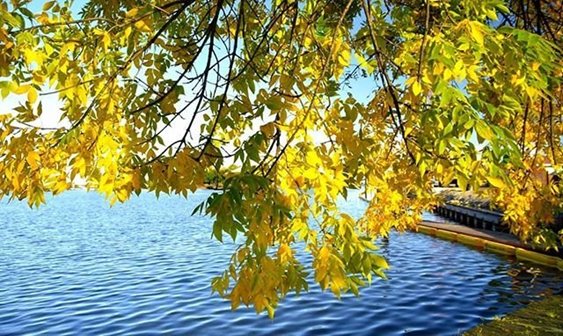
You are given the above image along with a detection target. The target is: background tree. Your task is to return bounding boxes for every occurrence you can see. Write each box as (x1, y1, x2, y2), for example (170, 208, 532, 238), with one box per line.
(0, 0, 561, 316)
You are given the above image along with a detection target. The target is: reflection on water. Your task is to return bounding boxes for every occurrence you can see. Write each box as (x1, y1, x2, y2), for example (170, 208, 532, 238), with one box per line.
(0, 190, 561, 336)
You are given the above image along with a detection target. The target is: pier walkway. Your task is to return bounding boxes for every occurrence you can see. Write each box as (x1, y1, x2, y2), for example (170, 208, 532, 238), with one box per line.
(420, 220, 524, 247)
(417, 220, 562, 270)
(360, 195, 563, 270)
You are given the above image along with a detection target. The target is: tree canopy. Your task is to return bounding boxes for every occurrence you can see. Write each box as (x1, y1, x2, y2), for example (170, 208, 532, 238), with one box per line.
(0, 0, 561, 317)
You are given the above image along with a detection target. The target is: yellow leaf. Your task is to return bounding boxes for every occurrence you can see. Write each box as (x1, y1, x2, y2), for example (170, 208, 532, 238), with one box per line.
(467, 65, 479, 82)
(486, 9, 498, 21)
(26, 151, 40, 170)
(372, 255, 389, 269)
(306, 151, 321, 167)
(266, 305, 275, 319)
(277, 243, 293, 264)
(319, 245, 330, 260)
(61, 42, 77, 54)
(126, 8, 139, 18)
(452, 61, 466, 81)
(443, 69, 453, 81)
(475, 120, 494, 140)
(487, 176, 505, 189)
(433, 63, 444, 75)
(23, 49, 45, 67)
(102, 32, 111, 51)
(14, 84, 30, 95)
(134, 20, 152, 33)
(303, 168, 317, 180)
(260, 122, 276, 138)
(337, 48, 351, 67)
(28, 87, 38, 104)
(116, 188, 130, 202)
(412, 81, 421, 96)
(469, 21, 484, 45)
(123, 26, 133, 40)
(525, 86, 537, 98)
(75, 157, 87, 176)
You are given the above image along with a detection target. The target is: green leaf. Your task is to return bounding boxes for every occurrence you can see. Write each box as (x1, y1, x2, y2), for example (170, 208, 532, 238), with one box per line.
(43, 1, 55, 11)
(212, 221, 223, 242)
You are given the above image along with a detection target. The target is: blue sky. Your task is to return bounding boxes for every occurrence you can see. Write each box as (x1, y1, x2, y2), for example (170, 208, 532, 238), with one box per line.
(2, 1, 383, 144)
(2, 0, 432, 155)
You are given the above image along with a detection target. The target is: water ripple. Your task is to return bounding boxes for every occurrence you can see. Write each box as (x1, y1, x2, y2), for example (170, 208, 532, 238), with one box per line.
(0, 190, 561, 336)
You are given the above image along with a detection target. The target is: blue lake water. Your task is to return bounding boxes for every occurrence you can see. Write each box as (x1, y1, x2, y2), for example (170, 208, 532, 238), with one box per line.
(0, 189, 561, 335)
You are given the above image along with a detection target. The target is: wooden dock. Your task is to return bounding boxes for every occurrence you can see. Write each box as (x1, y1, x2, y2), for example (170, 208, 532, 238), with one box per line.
(418, 221, 563, 271)
(359, 196, 563, 270)
(420, 220, 523, 247)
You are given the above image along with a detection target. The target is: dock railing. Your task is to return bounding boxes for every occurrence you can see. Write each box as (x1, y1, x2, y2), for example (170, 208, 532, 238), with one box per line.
(433, 203, 506, 233)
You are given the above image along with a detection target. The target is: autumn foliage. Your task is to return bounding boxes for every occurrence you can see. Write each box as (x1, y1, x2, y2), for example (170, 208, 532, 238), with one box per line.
(0, 0, 561, 316)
